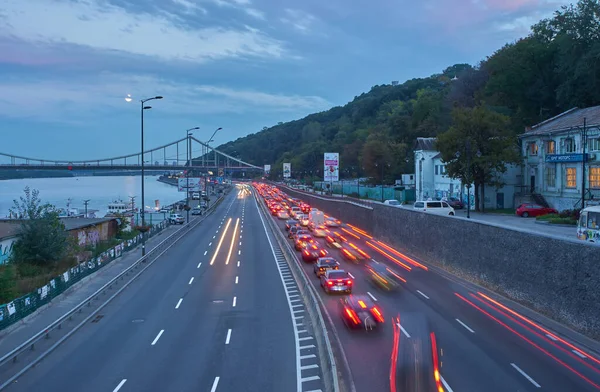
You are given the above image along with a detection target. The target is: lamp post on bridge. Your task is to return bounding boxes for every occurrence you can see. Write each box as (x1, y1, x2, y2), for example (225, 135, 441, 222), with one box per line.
(186, 127, 200, 224)
(206, 127, 222, 173)
(127, 94, 163, 257)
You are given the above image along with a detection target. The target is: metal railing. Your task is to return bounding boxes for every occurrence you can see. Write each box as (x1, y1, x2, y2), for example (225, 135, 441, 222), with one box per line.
(254, 190, 356, 392)
(0, 193, 227, 389)
(278, 183, 373, 210)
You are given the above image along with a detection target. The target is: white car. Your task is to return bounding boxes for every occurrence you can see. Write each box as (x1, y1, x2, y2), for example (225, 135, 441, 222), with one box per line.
(383, 199, 401, 207)
(413, 201, 455, 216)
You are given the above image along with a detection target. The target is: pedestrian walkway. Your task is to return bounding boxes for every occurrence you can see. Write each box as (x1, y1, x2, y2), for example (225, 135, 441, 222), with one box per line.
(0, 195, 220, 357)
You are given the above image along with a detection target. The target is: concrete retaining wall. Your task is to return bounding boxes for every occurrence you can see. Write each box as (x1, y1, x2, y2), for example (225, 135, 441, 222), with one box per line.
(284, 187, 600, 337)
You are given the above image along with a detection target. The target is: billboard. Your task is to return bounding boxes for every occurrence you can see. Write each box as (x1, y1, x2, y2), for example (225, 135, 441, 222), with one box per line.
(178, 177, 205, 192)
(264, 164, 271, 174)
(283, 163, 291, 178)
(323, 153, 339, 182)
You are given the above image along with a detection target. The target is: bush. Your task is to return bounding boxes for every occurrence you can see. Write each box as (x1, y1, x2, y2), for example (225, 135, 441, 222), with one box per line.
(0, 265, 18, 303)
(558, 209, 581, 220)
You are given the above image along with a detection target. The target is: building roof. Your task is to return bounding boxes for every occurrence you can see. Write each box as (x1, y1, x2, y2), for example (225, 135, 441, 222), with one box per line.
(413, 137, 437, 151)
(523, 105, 600, 136)
(60, 217, 115, 231)
(0, 222, 21, 240)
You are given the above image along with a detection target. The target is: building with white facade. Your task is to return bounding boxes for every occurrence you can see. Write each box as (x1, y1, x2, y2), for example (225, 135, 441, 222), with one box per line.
(519, 105, 600, 211)
(414, 137, 520, 209)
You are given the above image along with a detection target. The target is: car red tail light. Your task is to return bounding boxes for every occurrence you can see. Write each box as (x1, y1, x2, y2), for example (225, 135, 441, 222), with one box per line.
(303, 250, 309, 256)
(327, 281, 334, 286)
(346, 280, 352, 285)
(371, 306, 384, 322)
(345, 307, 360, 325)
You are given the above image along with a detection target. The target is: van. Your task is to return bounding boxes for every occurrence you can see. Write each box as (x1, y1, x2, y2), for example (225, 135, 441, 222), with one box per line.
(577, 205, 600, 242)
(192, 192, 200, 200)
(413, 200, 455, 216)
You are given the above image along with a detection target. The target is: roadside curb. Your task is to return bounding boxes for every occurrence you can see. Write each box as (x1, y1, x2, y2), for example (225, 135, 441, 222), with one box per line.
(534, 220, 577, 228)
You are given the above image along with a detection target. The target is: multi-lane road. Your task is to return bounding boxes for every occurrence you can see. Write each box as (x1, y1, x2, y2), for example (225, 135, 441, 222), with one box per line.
(2, 186, 324, 392)
(265, 185, 600, 392)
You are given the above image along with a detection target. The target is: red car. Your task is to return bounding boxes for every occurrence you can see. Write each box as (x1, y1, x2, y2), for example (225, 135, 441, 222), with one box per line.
(516, 203, 558, 218)
(302, 244, 328, 262)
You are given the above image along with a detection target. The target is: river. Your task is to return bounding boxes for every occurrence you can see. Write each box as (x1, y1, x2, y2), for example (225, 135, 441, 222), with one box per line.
(0, 176, 182, 218)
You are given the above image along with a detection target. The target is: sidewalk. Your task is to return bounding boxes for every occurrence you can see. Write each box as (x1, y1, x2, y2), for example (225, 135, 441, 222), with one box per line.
(0, 195, 220, 356)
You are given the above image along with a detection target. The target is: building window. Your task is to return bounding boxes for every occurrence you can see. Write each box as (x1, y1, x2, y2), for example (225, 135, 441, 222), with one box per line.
(546, 140, 555, 154)
(435, 165, 439, 175)
(566, 167, 577, 188)
(529, 142, 538, 156)
(545, 167, 556, 188)
(590, 167, 600, 189)
(441, 165, 446, 175)
(563, 138, 576, 153)
(589, 138, 600, 152)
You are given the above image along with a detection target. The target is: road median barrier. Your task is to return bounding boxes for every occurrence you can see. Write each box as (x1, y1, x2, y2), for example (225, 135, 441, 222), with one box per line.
(0, 193, 226, 390)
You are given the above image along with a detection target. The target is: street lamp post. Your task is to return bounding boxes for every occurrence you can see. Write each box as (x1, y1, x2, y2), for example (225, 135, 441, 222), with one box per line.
(134, 95, 163, 257)
(185, 127, 199, 223)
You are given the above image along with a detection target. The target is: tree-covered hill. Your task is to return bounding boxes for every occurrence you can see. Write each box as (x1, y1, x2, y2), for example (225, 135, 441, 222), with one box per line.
(215, 0, 600, 182)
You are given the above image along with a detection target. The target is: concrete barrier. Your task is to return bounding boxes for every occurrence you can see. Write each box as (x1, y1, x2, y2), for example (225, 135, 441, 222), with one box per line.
(282, 186, 600, 338)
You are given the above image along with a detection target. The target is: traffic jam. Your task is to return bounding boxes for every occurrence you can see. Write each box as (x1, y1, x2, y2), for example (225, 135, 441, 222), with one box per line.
(254, 183, 443, 392)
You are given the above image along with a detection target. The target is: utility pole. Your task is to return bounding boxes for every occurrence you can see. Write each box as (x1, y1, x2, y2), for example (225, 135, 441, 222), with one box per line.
(129, 196, 136, 217)
(582, 117, 588, 209)
(186, 134, 190, 224)
(83, 199, 90, 217)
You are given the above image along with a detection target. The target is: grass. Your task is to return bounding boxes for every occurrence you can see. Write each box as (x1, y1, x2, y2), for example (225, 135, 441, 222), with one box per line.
(536, 213, 578, 225)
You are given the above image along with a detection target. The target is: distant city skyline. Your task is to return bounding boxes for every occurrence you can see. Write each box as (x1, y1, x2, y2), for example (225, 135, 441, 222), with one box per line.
(0, 0, 570, 161)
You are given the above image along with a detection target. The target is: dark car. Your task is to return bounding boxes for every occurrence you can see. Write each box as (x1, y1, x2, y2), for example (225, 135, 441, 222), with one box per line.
(285, 219, 299, 230)
(445, 197, 464, 209)
(314, 257, 340, 276)
(365, 262, 402, 291)
(302, 244, 328, 262)
(338, 295, 384, 330)
(295, 234, 315, 251)
(288, 225, 302, 238)
(320, 270, 353, 294)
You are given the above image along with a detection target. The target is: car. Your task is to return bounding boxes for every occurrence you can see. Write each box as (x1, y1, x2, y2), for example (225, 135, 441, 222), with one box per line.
(295, 234, 315, 250)
(299, 215, 310, 226)
(285, 219, 299, 230)
(445, 196, 464, 209)
(516, 203, 558, 218)
(302, 244, 329, 262)
(325, 217, 341, 227)
(288, 226, 303, 238)
(339, 295, 384, 330)
(365, 263, 402, 291)
(169, 213, 185, 224)
(313, 257, 340, 276)
(340, 243, 370, 263)
(191, 207, 202, 216)
(325, 235, 343, 249)
(320, 269, 353, 294)
(292, 229, 311, 240)
(312, 225, 328, 238)
(270, 206, 281, 216)
(277, 210, 290, 219)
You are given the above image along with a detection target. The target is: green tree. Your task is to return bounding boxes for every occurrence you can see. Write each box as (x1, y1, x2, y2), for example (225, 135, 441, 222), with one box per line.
(9, 187, 69, 267)
(436, 106, 522, 211)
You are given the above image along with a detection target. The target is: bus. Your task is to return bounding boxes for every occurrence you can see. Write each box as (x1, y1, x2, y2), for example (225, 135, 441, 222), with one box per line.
(577, 206, 600, 242)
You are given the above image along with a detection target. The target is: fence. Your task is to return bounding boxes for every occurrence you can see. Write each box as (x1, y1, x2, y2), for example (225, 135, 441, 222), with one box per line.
(255, 189, 355, 392)
(0, 221, 168, 330)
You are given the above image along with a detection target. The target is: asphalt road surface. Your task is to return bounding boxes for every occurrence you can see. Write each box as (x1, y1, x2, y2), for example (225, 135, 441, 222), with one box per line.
(266, 188, 600, 392)
(3, 187, 308, 392)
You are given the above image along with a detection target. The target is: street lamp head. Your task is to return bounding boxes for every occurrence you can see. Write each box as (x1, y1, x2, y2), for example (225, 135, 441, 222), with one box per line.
(143, 105, 152, 110)
(155, 96, 163, 100)
(216, 127, 222, 131)
(193, 126, 200, 130)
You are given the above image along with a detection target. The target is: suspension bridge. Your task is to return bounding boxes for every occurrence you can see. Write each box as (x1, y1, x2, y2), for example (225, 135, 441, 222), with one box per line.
(0, 136, 262, 173)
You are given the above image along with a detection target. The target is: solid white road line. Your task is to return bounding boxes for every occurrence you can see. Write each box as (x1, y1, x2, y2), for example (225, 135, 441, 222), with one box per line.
(225, 329, 232, 345)
(151, 330, 164, 345)
(237, 261, 240, 267)
(511, 363, 541, 388)
(456, 319, 475, 333)
(417, 290, 430, 299)
(441, 376, 454, 392)
(367, 292, 377, 301)
(235, 276, 239, 284)
(397, 323, 411, 338)
(197, 262, 202, 268)
(175, 298, 183, 309)
(113, 379, 127, 392)
(210, 377, 220, 392)
(204, 251, 207, 256)
(232, 297, 237, 307)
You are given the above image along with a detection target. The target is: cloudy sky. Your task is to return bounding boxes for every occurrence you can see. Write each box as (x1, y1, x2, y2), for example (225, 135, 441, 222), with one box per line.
(0, 0, 568, 162)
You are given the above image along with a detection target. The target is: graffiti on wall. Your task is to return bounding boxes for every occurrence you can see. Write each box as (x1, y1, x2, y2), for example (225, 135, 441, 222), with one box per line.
(76, 229, 101, 247)
(0, 241, 14, 265)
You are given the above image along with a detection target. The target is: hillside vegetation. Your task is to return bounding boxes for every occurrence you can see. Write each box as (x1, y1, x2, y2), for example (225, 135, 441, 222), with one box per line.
(216, 0, 600, 183)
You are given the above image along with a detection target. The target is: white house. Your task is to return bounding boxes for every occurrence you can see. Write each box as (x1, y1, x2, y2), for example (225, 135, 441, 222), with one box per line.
(414, 137, 520, 209)
(0, 222, 20, 265)
(519, 105, 600, 211)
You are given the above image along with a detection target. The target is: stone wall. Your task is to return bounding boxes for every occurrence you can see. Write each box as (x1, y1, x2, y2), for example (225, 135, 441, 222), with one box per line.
(284, 187, 600, 336)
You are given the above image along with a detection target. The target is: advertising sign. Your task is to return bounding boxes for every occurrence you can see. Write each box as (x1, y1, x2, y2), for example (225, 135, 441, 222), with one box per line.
(323, 153, 339, 182)
(264, 164, 271, 174)
(178, 177, 205, 192)
(546, 154, 586, 163)
(283, 163, 291, 178)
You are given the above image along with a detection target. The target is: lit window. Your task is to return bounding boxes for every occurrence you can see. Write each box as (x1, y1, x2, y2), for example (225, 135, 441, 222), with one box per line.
(566, 167, 577, 188)
(546, 140, 555, 154)
(529, 143, 538, 156)
(545, 167, 556, 188)
(590, 167, 600, 189)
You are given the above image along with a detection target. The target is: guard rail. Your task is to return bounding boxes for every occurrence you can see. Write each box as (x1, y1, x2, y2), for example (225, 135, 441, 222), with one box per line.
(0, 193, 227, 389)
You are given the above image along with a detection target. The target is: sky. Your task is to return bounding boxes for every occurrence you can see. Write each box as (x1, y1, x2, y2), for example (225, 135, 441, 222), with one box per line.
(0, 0, 570, 163)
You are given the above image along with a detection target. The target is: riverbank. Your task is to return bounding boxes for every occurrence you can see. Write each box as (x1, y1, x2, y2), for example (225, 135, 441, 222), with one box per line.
(157, 175, 178, 187)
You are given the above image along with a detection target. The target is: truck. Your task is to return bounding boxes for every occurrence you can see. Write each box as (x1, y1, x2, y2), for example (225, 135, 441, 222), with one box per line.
(309, 210, 325, 228)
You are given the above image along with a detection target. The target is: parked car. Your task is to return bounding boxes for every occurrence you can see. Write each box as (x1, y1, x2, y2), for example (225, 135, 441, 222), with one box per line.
(413, 201, 455, 216)
(516, 203, 558, 218)
(444, 197, 464, 209)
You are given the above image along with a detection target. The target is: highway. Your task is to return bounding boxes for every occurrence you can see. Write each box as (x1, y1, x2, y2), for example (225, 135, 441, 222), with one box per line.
(2, 186, 322, 392)
(264, 185, 600, 392)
